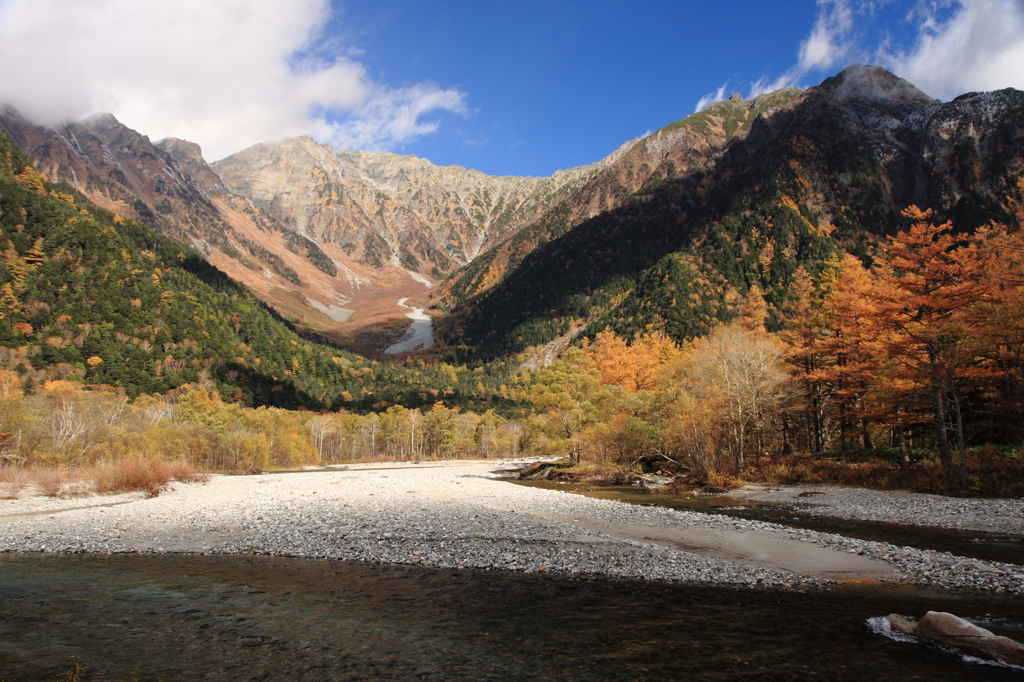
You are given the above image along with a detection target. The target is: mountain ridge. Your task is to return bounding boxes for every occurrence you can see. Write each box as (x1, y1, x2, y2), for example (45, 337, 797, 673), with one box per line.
(211, 134, 636, 277)
(434, 65, 1024, 361)
(3, 64, 1021, 364)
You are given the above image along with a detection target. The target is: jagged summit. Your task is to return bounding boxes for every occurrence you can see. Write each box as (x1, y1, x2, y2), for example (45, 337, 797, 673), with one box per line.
(156, 137, 205, 164)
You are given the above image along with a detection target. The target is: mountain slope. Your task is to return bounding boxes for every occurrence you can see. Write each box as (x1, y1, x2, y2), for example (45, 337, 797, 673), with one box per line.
(0, 109, 441, 344)
(434, 87, 803, 311)
(438, 66, 1024, 360)
(0, 132, 518, 412)
(212, 137, 633, 278)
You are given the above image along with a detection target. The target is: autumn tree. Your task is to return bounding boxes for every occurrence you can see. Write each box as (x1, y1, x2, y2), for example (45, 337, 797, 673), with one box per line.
(780, 266, 832, 454)
(681, 322, 793, 468)
(583, 328, 677, 393)
(872, 207, 992, 482)
(526, 348, 604, 463)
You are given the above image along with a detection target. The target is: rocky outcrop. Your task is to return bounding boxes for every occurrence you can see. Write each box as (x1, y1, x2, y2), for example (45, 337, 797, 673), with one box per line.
(212, 137, 633, 277)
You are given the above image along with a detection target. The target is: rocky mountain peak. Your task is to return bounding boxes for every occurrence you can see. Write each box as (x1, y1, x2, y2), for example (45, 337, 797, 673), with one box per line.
(212, 134, 629, 275)
(827, 64, 939, 107)
(156, 137, 205, 164)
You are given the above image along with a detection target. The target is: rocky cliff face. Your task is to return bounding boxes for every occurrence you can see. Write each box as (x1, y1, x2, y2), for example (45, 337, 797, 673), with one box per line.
(212, 137, 632, 277)
(0, 108, 413, 343)
(438, 66, 1024, 360)
(436, 87, 805, 309)
(0, 109, 227, 236)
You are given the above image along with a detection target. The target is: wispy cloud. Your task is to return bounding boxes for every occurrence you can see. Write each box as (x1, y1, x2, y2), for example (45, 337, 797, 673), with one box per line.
(694, 83, 731, 112)
(0, 0, 466, 160)
(749, 0, 860, 97)
(750, 0, 1024, 100)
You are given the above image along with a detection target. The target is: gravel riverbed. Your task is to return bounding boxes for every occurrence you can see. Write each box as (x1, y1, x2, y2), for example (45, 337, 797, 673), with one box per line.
(2, 460, 1022, 593)
(731, 483, 1024, 535)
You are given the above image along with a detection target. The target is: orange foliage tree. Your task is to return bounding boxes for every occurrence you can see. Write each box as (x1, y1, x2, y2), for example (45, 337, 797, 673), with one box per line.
(869, 207, 993, 482)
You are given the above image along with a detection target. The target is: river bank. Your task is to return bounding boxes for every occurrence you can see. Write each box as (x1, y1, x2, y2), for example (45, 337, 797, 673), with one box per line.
(1, 460, 1022, 593)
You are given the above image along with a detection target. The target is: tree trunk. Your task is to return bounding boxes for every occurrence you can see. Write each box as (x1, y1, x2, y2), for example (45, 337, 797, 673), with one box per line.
(839, 402, 850, 451)
(949, 383, 968, 486)
(933, 386, 953, 467)
(737, 408, 745, 471)
(897, 424, 910, 465)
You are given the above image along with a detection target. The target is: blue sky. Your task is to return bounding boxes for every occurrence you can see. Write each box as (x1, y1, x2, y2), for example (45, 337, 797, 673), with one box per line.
(327, 1, 827, 175)
(1, 1, 1023, 175)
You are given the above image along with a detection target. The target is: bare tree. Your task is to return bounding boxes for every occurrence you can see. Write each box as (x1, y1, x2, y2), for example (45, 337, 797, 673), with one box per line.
(307, 415, 336, 461)
(363, 413, 381, 457)
(686, 323, 794, 469)
(48, 400, 94, 460)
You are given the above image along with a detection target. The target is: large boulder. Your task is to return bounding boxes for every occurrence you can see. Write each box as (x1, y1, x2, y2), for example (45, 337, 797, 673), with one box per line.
(915, 611, 1024, 666)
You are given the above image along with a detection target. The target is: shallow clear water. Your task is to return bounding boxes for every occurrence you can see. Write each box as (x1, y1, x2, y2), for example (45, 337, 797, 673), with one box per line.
(511, 480, 1024, 566)
(2, 553, 1023, 681)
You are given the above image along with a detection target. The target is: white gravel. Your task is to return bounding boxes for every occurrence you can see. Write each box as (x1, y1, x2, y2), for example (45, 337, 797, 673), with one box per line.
(731, 484, 1024, 535)
(1, 460, 1022, 593)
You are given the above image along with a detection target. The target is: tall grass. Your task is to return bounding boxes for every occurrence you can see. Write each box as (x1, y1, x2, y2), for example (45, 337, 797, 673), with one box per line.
(0, 464, 29, 499)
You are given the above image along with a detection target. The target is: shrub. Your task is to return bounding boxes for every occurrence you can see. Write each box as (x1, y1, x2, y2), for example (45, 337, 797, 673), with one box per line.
(32, 467, 87, 498)
(0, 465, 29, 499)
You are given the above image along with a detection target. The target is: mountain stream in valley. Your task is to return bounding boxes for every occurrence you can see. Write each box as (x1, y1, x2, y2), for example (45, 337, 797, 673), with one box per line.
(384, 298, 434, 354)
(510, 480, 1024, 566)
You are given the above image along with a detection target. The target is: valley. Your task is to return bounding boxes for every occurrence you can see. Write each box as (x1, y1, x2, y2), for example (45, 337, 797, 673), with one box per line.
(0, 61, 1024, 679)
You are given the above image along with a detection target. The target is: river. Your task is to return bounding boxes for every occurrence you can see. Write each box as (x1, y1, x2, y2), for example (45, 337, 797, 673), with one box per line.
(511, 480, 1024, 566)
(2, 553, 1022, 681)
(385, 298, 434, 354)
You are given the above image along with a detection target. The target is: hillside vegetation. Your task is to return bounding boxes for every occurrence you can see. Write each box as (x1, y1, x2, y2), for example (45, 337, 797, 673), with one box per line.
(0, 133, 519, 415)
(437, 67, 1024, 362)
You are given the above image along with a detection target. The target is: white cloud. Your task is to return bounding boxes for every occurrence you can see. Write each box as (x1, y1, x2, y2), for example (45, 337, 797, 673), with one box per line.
(882, 0, 1024, 99)
(749, 0, 859, 97)
(796, 0, 857, 73)
(694, 83, 730, 112)
(0, 0, 466, 160)
(753, 0, 1024, 101)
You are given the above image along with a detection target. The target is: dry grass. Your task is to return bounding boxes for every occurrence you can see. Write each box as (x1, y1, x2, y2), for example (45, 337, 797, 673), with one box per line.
(0, 464, 29, 499)
(0, 458, 211, 499)
(31, 467, 89, 498)
(705, 469, 745, 491)
(92, 457, 209, 497)
(164, 459, 211, 484)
